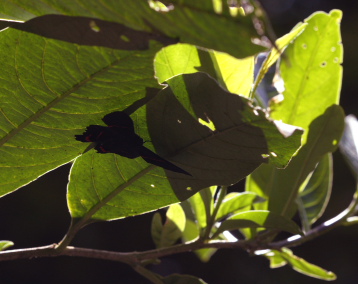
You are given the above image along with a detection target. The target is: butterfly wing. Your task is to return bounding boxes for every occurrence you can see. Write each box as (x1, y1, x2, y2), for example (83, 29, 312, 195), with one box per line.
(139, 146, 191, 176)
(102, 111, 134, 131)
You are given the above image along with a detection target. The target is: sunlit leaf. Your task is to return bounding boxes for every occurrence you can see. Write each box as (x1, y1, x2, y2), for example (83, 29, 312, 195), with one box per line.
(155, 43, 255, 96)
(0, 241, 14, 251)
(213, 210, 302, 238)
(278, 248, 336, 281)
(215, 192, 264, 220)
(0, 26, 162, 197)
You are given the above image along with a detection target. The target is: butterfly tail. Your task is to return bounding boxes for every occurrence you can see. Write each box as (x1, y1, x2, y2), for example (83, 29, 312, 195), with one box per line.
(139, 146, 191, 176)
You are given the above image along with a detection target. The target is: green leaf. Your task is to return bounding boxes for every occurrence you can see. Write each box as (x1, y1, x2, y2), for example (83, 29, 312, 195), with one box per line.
(162, 273, 207, 284)
(154, 43, 255, 96)
(68, 150, 179, 220)
(215, 192, 264, 220)
(0, 240, 14, 251)
(272, 10, 343, 142)
(188, 189, 210, 229)
(151, 204, 186, 248)
(1, 0, 267, 58)
(147, 72, 303, 200)
(278, 248, 336, 281)
(246, 105, 345, 217)
(246, 10, 344, 217)
(0, 27, 161, 197)
(339, 115, 358, 179)
(264, 250, 287, 268)
(182, 219, 199, 243)
(213, 210, 302, 238)
(151, 212, 164, 248)
(253, 22, 307, 93)
(298, 153, 333, 231)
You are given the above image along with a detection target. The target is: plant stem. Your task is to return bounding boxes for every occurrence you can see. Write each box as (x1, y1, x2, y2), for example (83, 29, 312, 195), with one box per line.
(201, 186, 227, 241)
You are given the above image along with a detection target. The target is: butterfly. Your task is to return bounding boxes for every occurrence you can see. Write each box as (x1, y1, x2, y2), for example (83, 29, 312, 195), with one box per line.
(75, 111, 191, 176)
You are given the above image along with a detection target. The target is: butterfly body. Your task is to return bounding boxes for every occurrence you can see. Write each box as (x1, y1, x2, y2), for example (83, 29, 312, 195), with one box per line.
(75, 111, 191, 176)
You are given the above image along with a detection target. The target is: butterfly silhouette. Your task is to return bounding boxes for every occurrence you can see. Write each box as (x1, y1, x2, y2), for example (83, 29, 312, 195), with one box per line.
(75, 111, 191, 176)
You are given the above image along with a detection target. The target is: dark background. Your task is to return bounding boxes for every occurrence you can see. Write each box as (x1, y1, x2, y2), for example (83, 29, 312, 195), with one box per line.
(1, 1, 358, 283)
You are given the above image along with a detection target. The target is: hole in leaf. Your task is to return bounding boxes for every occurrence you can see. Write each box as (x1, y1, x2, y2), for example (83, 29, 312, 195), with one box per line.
(148, 0, 174, 12)
(332, 139, 338, 146)
(120, 35, 130, 42)
(89, 20, 100, 32)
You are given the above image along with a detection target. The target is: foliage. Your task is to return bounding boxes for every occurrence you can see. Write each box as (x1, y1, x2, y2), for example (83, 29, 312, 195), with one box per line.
(0, 1, 356, 283)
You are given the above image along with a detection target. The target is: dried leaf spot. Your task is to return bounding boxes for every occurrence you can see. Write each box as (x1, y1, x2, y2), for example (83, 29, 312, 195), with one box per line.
(331, 46, 336, 52)
(313, 26, 319, 31)
(151, 184, 155, 188)
(333, 57, 339, 63)
(320, 61, 327, 68)
(302, 43, 307, 49)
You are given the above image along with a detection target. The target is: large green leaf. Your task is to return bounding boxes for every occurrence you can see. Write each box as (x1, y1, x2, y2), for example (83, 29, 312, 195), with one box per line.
(0, 0, 267, 58)
(246, 105, 344, 216)
(271, 10, 343, 141)
(0, 27, 161, 197)
(147, 72, 303, 200)
(298, 153, 333, 231)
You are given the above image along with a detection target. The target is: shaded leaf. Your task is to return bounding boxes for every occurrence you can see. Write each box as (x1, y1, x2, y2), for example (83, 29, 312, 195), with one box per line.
(10, 15, 177, 50)
(147, 72, 303, 200)
(213, 210, 302, 238)
(298, 153, 333, 230)
(151, 212, 163, 248)
(0, 241, 14, 251)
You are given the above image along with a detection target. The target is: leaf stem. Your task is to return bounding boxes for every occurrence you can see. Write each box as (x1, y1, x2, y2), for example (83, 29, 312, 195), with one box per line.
(201, 186, 227, 241)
